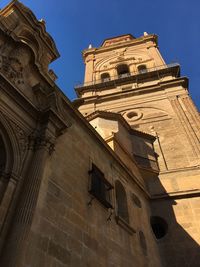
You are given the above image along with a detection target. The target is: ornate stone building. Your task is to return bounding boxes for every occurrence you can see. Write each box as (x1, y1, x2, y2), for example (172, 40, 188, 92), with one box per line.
(0, 1, 199, 267)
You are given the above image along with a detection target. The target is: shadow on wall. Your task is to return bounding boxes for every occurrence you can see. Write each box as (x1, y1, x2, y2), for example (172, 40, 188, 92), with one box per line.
(149, 176, 200, 267)
(130, 130, 200, 267)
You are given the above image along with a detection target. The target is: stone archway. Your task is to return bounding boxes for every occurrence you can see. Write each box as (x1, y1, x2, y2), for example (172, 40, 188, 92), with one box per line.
(0, 116, 21, 247)
(0, 119, 17, 205)
(0, 133, 7, 203)
(0, 134, 6, 176)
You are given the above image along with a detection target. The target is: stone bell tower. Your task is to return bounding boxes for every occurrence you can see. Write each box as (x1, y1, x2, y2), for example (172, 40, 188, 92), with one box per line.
(75, 33, 200, 266)
(75, 32, 200, 172)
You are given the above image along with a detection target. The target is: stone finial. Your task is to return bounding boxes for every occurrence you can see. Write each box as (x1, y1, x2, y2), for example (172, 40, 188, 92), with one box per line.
(40, 19, 46, 25)
(144, 32, 148, 36)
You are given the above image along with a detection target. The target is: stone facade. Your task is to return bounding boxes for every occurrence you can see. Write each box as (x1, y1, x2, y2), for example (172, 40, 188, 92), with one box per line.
(0, 1, 199, 267)
(76, 34, 200, 266)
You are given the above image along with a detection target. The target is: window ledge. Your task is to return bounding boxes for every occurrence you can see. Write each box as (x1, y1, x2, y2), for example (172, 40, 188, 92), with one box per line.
(115, 216, 136, 235)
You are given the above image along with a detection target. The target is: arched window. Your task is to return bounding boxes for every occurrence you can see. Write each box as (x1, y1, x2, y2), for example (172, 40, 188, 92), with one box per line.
(101, 73, 110, 82)
(138, 64, 147, 74)
(115, 180, 129, 223)
(117, 64, 130, 78)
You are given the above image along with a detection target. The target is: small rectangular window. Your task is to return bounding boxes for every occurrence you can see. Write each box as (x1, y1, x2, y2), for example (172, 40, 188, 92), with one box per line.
(89, 164, 113, 209)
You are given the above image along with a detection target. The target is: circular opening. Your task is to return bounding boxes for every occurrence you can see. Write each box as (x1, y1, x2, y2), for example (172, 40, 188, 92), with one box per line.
(150, 216, 168, 239)
(127, 111, 138, 119)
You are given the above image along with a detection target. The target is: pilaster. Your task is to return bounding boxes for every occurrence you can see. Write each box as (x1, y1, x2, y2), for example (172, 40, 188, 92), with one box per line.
(179, 95, 200, 139)
(0, 129, 55, 267)
(169, 96, 200, 159)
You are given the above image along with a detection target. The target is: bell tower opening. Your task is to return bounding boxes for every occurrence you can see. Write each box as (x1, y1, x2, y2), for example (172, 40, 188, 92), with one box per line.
(138, 64, 147, 74)
(101, 72, 110, 82)
(117, 64, 130, 78)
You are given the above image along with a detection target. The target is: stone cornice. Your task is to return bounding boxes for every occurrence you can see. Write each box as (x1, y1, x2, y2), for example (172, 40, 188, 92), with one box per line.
(0, 0, 59, 61)
(151, 189, 200, 201)
(76, 76, 188, 105)
(86, 110, 156, 141)
(75, 64, 181, 96)
(0, 1, 60, 85)
(101, 33, 136, 47)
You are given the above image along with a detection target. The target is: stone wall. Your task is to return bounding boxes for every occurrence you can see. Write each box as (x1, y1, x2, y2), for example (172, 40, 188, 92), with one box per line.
(23, 114, 161, 267)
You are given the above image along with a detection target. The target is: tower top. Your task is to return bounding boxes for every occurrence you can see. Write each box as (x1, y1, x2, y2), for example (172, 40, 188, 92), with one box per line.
(101, 34, 135, 47)
(77, 33, 167, 93)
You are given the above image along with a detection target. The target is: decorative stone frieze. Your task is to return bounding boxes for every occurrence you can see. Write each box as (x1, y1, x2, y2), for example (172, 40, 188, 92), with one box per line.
(0, 55, 24, 85)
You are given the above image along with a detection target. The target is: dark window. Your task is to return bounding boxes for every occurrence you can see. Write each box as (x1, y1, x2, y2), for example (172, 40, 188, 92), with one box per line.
(138, 65, 147, 74)
(139, 231, 147, 255)
(117, 64, 130, 78)
(115, 180, 129, 223)
(150, 216, 168, 239)
(134, 155, 159, 171)
(89, 164, 113, 208)
(131, 193, 142, 208)
(101, 73, 110, 82)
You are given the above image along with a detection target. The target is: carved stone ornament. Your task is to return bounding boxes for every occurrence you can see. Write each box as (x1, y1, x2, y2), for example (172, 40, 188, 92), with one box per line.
(8, 119, 29, 162)
(0, 55, 24, 85)
(115, 48, 127, 57)
(28, 131, 55, 155)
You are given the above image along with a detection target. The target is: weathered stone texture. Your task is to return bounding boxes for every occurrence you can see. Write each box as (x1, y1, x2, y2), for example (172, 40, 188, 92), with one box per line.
(0, 2, 199, 267)
(25, 119, 160, 266)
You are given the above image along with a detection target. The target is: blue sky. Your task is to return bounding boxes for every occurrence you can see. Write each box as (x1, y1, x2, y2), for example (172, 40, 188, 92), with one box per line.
(1, 0, 200, 108)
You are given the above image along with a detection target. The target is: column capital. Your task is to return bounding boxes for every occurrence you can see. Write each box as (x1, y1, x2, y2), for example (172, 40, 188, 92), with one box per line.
(28, 131, 55, 155)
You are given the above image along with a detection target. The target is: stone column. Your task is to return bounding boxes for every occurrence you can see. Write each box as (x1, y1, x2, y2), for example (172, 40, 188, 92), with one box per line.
(84, 54, 95, 85)
(170, 96, 200, 158)
(0, 131, 54, 267)
(0, 173, 17, 230)
(0, 136, 35, 254)
(180, 95, 200, 139)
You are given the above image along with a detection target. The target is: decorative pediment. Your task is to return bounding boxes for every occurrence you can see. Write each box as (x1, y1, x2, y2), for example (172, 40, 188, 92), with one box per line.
(15, 2, 59, 57)
(0, 1, 59, 82)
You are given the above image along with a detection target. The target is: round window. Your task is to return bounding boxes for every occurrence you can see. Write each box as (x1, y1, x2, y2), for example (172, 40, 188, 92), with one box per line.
(124, 110, 142, 121)
(150, 216, 168, 239)
(127, 111, 138, 119)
